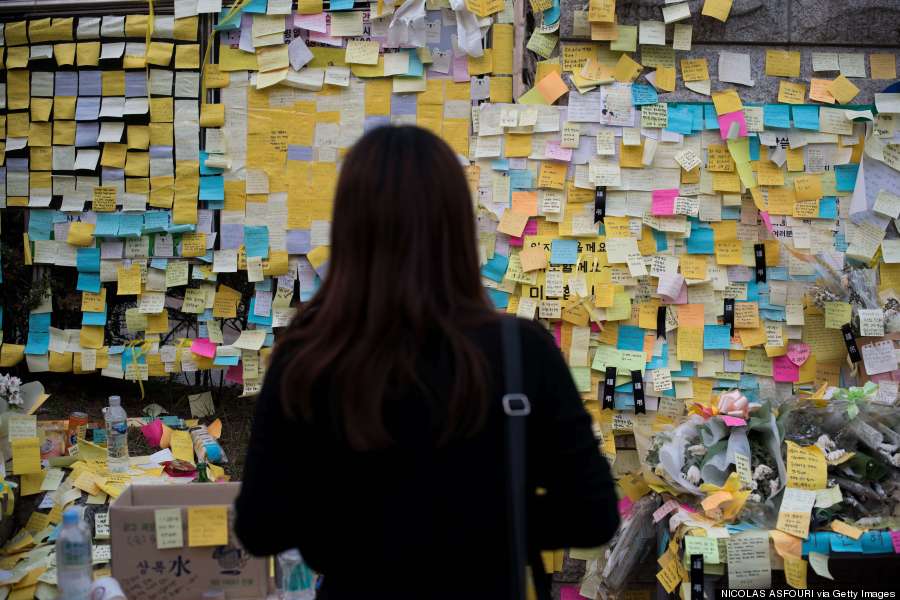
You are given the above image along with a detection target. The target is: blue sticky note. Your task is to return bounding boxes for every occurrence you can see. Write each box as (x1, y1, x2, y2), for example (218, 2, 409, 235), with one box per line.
(118, 213, 144, 238)
(671, 362, 695, 377)
(143, 211, 170, 233)
(76, 248, 101, 273)
(481, 253, 509, 282)
(792, 105, 820, 131)
(550, 239, 579, 265)
(704, 325, 732, 350)
(509, 169, 533, 190)
(150, 258, 168, 270)
(666, 105, 693, 135)
(77, 272, 102, 293)
(631, 83, 658, 106)
(329, 0, 354, 8)
(168, 223, 196, 234)
(653, 229, 668, 252)
(835, 164, 859, 192)
(82, 309, 107, 326)
(491, 159, 510, 171)
(30, 312, 51, 332)
(860, 531, 894, 554)
(763, 104, 791, 129)
(199, 176, 225, 201)
(214, 353, 241, 366)
(749, 136, 760, 161)
(215, 7, 243, 30)
(244, 225, 270, 259)
(404, 48, 424, 77)
(686, 227, 714, 254)
(28, 210, 54, 241)
(243, 0, 267, 12)
(830, 534, 863, 553)
(819, 197, 838, 219)
(617, 325, 645, 351)
(702, 104, 718, 130)
(95, 213, 120, 237)
(487, 288, 509, 308)
(25, 331, 50, 355)
(199, 151, 224, 175)
(647, 343, 668, 369)
(247, 298, 273, 326)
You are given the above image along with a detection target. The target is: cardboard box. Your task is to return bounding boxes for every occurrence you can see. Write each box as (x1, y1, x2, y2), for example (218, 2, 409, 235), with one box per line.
(110, 482, 269, 599)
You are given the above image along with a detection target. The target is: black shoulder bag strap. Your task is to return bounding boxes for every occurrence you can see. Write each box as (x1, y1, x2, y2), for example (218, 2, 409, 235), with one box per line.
(501, 317, 552, 600)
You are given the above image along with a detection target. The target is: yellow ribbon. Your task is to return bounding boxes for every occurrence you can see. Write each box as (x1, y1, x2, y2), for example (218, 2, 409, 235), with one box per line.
(125, 338, 152, 399)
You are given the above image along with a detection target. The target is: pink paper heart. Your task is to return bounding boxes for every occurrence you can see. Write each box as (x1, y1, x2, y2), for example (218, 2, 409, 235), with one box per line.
(787, 343, 810, 366)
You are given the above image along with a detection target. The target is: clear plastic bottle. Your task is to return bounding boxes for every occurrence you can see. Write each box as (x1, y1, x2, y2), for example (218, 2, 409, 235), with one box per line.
(56, 509, 92, 600)
(104, 395, 130, 473)
(190, 425, 227, 465)
(277, 549, 316, 600)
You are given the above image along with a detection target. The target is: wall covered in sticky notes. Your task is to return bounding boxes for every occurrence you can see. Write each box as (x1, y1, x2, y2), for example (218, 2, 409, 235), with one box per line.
(0, 0, 898, 412)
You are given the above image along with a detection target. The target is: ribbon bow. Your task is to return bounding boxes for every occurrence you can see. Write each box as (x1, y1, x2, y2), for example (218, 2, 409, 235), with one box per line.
(832, 381, 877, 420)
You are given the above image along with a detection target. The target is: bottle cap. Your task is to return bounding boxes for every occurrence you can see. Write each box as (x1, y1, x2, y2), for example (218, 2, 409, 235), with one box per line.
(109, 395, 121, 407)
(205, 444, 222, 463)
(63, 509, 79, 525)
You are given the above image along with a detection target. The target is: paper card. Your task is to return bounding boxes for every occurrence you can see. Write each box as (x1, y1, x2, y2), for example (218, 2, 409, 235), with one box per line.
(776, 487, 816, 538)
(684, 535, 719, 563)
(12, 437, 42, 474)
(726, 531, 771, 588)
(861, 340, 898, 376)
(858, 309, 885, 337)
(155, 507, 185, 549)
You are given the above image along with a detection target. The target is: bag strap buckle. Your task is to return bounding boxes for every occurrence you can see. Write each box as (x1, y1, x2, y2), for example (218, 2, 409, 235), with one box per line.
(502, 393, 531, 417)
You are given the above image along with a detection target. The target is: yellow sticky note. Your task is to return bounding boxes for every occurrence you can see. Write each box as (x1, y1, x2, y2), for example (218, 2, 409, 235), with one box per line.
(345, 40, 380, 65)
(830, 519, 864, 540)
(654, 66, 676, 92)
(786, 441, 827, 490)
(824, 301, 852, 329)
(712, 89, 743, 115)
(766, 50, 801, 77)
(67, 222, 95, 247)
(175, 44, 200, 69)
(794, 174, 822, 201)
(613, 53, 642, 83)
(828, 74, 859, 104)
(492, 24, 514, 75)
(187, 506, 229, 547)
(169, 429, 195, 464)
(778, 81, 807, 104)
(199, 104, 225, 127)
(701, 0, 732, 22)
(146, 41, 175, 66)
(12, 438, 42, 475)
(117, 264, 142, 296)
(680, 58, 709, 82)
(784, 556, 808, 590)
(870, 54, 897, 80)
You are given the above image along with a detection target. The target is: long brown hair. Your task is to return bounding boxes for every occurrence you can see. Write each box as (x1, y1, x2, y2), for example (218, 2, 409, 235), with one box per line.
(277, 125, 496, 449)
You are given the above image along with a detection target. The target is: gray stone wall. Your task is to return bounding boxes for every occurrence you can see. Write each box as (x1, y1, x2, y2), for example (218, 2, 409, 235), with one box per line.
(557, 0, 900, 103)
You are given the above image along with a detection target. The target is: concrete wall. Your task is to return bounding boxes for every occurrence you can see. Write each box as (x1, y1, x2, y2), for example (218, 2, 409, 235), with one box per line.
(557, 0, 900, 103)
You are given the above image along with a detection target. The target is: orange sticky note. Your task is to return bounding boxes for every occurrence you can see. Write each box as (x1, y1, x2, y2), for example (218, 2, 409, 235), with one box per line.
(511, 191, 539, 215)
(535, 71, 569, 104)
(519, 246, 548, 272)
(497, 210, 529, 237)
(809, 79, 836, 104)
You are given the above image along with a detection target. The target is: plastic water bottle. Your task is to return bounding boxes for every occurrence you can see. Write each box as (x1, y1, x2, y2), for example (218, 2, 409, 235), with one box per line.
(56, 509, 92, 600)
(190, 425, 227, 464)
(277, 549, 316, 600)
(104, 395, 130, 473)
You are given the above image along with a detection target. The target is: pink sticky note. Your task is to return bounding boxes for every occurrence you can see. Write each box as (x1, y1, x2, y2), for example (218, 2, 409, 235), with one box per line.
(553, 322, 563, 348)
(787, 342, 810, 366)
(721, 415, 747, 427)
(653, 499, 679, 523)
(760, 211, 773, 234)
(772, 355, 800, 382)
(618, 496, 634, 518)
(190, 338, 217, 358)
(452, 55, 469, 83)
(891, 530, 900, 553)
(718, 110, 748, 140)
(651, 196, 676, 215)
(544, 141, 573, 162)
(508, 218, 539, 247)
(294, 12, 328, 32)
(560, 586, 590, 600)
(225, 365, 243, 384)
(308, 30, 343, 47)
